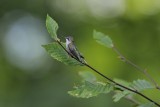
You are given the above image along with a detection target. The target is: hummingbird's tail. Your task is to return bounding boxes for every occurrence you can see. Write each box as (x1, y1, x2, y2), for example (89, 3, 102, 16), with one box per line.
(82, 59, 87, 64)
(79, 55, 87, 64)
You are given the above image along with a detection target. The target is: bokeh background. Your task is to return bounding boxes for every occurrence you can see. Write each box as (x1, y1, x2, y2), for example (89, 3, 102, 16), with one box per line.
(0, 0, 160, 107)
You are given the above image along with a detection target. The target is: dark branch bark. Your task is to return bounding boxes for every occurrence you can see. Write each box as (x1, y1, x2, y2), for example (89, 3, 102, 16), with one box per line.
(57, 40, 160, 107)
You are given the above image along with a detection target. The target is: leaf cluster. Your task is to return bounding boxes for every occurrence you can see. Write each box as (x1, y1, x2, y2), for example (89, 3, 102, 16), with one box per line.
(43, 14, 159, 107)
(68, 71, 155, 107)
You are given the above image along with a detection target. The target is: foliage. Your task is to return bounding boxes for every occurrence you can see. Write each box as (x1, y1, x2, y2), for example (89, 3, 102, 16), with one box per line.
(43, 15, 82, 66)
(68, 80, 113, 98)
(131, 79, 155, 91)
(42, 42, 82, 66)
(78, 71, 97, 82)
(68, 71, 114, 98)
(46, 14, 59, 40)
(113, 90, 130, 102)
(93, 30, 114, 48)
(68, 71, 155, 104)
(43, 15, 159, 107)
(138, 103, 155, 107)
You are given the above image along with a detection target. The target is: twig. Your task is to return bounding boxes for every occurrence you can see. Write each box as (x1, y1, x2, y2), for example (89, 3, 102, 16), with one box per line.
(112, 46, 160, 90)
(56, 40, 160, 107)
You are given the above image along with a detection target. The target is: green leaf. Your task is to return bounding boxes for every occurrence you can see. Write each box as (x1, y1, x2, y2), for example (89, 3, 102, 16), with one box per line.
(93, 30, 114, 48)
(46, 14, 59, 40)
(79, 71, 97, 82)
(114, 78, 131, 87)
(68, 81, 113, 98)
(113, 90, 130, 102)
(113, 78, 133, 102)
(114, 78, 135, 91)
(112, 79, 155, 102)
(131, 79, 155, 91)
(42, 42, 82, 66)
(137, 103, 155, 107)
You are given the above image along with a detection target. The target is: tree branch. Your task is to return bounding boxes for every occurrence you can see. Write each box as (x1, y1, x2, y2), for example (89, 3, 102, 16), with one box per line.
(112, 46, 160, 90)
(57, 40, 160, 107)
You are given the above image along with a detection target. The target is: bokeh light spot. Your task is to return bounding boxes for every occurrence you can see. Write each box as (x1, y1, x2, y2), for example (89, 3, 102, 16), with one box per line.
(2, 13, 49, 72)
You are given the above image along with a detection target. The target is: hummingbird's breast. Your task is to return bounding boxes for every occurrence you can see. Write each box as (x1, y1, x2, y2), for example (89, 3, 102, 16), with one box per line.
(66, 40, 71, 52)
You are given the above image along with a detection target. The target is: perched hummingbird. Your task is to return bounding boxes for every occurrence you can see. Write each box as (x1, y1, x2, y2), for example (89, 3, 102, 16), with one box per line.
(65, 36, 86, 63)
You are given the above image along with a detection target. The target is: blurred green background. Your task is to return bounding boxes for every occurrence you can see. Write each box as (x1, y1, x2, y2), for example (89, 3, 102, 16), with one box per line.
(0, 0, 160, 107)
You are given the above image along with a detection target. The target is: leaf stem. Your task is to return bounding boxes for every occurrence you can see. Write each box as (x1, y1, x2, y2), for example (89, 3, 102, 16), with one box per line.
(56, 40, 160, 107)
(112, 45, 160, 91)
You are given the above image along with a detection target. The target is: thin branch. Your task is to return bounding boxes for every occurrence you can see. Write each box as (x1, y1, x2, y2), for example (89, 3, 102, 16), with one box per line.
(112, 46, 160, 90)
(84, 63, 160, 107)
(56, 40, 160, 107)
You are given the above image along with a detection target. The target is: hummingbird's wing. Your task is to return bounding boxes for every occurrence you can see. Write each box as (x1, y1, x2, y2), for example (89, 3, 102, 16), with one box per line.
(71, 41, 85, 58)
(68, 42, 81, 61)
(68, 42, 86, 63)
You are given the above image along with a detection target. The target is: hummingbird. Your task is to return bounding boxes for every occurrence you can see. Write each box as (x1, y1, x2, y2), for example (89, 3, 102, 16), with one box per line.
(65, 36, 86, 63)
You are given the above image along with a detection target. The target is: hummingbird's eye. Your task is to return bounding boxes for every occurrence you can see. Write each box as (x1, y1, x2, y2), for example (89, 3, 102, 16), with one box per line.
(66, 37, 69, 40)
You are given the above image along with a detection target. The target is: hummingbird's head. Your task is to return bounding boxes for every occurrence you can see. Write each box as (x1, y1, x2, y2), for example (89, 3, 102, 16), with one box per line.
(65, 36, 73, 43)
